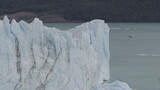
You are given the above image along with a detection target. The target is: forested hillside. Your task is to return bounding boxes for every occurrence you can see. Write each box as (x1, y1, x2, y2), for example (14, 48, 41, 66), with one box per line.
(0, 0, 160, 22)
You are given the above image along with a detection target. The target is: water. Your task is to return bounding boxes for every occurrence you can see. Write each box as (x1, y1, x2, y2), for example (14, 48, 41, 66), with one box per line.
(44, 23, 160, 90)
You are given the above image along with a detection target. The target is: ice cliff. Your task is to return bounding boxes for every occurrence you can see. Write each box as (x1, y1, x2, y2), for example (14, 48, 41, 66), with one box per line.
(0, 16, 132, 90)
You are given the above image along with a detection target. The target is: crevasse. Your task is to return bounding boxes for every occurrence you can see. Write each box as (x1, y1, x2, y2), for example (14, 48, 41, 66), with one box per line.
(0, 16, 132, 90)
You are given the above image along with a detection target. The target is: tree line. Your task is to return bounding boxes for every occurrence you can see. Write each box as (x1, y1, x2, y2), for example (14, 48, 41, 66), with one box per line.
(0, 0, 160, 22)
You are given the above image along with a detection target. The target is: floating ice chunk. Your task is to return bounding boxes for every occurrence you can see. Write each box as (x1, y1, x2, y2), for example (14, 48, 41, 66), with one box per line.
(137, 54, 160, 57)
(92, 81, 133, 90)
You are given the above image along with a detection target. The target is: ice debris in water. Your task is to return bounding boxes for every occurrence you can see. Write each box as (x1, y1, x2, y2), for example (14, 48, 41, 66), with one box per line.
(0, 16, 132, 90)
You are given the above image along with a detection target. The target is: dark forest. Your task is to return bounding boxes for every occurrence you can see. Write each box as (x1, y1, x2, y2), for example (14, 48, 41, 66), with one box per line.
(0, 0, 160, 22)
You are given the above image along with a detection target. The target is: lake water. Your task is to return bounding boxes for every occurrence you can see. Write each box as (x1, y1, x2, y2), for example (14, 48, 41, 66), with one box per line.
(44, 23, 160, 90)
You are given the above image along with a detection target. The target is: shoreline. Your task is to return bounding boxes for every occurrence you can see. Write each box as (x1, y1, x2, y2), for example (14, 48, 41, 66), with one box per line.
(1, 12, 160, 23)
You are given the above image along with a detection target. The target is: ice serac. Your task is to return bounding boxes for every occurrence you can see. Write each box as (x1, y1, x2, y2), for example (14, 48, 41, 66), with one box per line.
(0, 16, 132, 90)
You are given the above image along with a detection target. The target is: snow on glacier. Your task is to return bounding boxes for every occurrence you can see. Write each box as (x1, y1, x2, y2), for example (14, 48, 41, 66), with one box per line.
(0, 16, 132, 90)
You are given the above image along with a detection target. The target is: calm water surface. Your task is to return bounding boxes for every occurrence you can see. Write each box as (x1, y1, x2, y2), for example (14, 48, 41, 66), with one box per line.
(44, 23, 160, 90)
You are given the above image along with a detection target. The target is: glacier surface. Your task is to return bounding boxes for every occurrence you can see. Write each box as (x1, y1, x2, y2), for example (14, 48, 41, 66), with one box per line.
(0, 16, 132, 90)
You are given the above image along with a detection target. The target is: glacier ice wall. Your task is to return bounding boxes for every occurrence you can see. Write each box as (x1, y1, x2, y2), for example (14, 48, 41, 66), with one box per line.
(0, 16, 132, 90)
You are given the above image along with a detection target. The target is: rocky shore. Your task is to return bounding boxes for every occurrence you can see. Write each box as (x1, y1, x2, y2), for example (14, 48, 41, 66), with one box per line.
(0, 12, 71, 23)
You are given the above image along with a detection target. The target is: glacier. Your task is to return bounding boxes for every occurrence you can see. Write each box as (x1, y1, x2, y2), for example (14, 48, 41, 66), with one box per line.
(0, 16, 132, 90)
